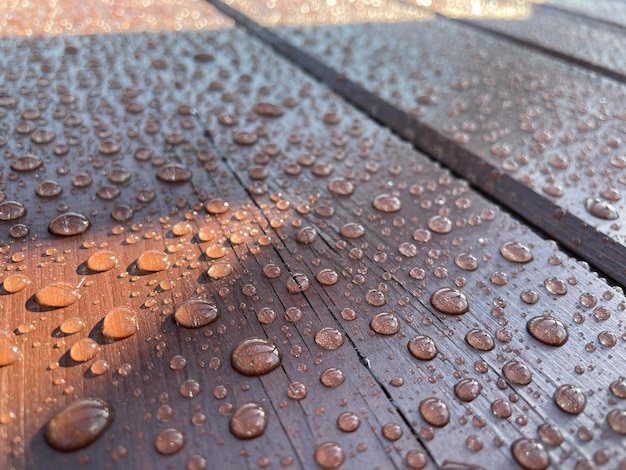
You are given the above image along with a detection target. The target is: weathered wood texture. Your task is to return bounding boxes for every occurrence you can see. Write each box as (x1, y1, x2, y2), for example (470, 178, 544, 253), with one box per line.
(212, 0, 626, 287)
(544, 0, 626, 29)
(1, 2, 626, 470)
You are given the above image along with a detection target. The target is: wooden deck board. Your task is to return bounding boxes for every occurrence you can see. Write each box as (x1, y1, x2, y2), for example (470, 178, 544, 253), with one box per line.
(1, 2, 626, 469)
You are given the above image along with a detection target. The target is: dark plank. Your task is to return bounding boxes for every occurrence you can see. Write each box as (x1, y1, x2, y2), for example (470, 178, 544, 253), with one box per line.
(209, 0, 626, 287)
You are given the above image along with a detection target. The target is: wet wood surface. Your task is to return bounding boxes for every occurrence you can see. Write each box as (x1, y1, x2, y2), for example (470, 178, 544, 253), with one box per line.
(1, 1, 626, 470)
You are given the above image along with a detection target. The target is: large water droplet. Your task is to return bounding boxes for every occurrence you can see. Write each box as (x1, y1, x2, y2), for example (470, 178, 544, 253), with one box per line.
(407, 335, 438, 360)
(0, 330, 20, 366)
(0, 201, 26, 221)
(231, 337, 281, 376)
(607, 409, 626, 434)
(320, 367, 345, 388)
(44, 399, 113, 452)
(205, 199, 230, 215)
(136, 250, 169, 273)
(11, 154, 42, 171)
(314, 327, 344, 350)
(382, 422, 403, 441)
(155, 428, 185, 455)
(552, 384, 586, 415)
(86, 250, 119, 272)
(370, 312, 400, 335)
(48, 213, 91, 236)
(372, 194, 401, 213)
(510, 438, 550, 470)
(465, 329, 495, 351)
(207, 262, 233, 279)
(174, 299, 220, 328)
(454, 378, 482, 402)
(230, 402, 268, 439)
(340, 222, 364, 238)
(314, 442, 345, 469)
(609, 378, 626, 398)
(35, 282, 79, 308)
(36, 180, 63, 197)
(543, 277, 567, 296)
(253, 102, 284, 117)
(336, 411, 360, 432)
(102, 307, 138, 342)
(296, 226, 317, 244)
(316, 269, 339, 286)
(585, 198, 618, 220)
(328, 179, 354, 196)
(70, 338, 101, 362)
(491, 399, 512, 419)
(499, 241, 533, 263)
(419, 398, 450, 427)
(2, 274, 31, 294)
(428, 215, 452, 234)
(286, 381, 307, 400)
(430, 287, 469, 315)
(537, 423, 563, 447)
(454, 252, 478, 271)
(527, 316, 568, 346)
(502, 360, 532, 385)
(157, 164, 191, 183)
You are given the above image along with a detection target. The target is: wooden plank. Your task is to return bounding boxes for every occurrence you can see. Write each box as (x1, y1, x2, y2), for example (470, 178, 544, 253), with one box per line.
(543, 0, 626, 29)
(209, 0, 626, 287)
(172, 26, 626, 467)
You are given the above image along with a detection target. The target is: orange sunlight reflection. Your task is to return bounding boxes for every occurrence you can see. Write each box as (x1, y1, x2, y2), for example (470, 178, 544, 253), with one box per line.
(0, 0, 233, 38)
(400, 0, 545, 20)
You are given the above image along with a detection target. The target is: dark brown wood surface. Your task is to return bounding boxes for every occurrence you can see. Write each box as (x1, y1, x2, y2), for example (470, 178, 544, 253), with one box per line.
(1, 1, 626, 469)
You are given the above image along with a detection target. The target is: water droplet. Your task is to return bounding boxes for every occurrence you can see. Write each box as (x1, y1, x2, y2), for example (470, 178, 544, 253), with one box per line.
(340, 222, 365, 238)
(365, 289, 386, 306)
(70, 338, 101, 362)
(102, 307, 138, 342)
(231, 337, 281, 376)
(454, 252, 478, 271)
(537, 423, 563, 446)
(544, 277, 567, 296)
(328, 179, 354, 196)
(419, 398, 450, 427)
(511, 438, 550, 470)
(2, 274, 31, 293)
(286, 273, 311, 293)
(381, 422, 403, 441)
(337, 412, 360, 432)
(155, 428, 185, 455)
(373, 194, 401, 213)
(256, 307, 276, 324)
(406, 450, 428, 469)
(253, 102, 284, 117)
(296, 226, 317, 244)
(98, 141, 120, 155)
(35, 282, 79, 308)
(72, 172, 93, 188)
(0, 330, 20, 367)
(36, 180, 63, 197)
(11, 154, 42, 171)
(287, 381, 307, 400)
(262, 264, 282, 279)
(316, 269, 339, 286)
(157, 164, 191, 182)
(454, 378, 482, 402)
(585, 198, 618, 220)
(86, 250, 119, 272)
(207, 262, 232, 279)
(607, 409, 626, 434)
(430, 287, 469, 315)
(60, 318, 86, 335)
(500, 241, 533, 263)
(205, 199, 230, 215)
(502, 360, 532, 385)
(230, 402, 268, 439)
(527, 316, 568, 346)
(0, 201, 26, 221)
(173, 299, 220, 328)
(111, 205, 133, 222)
(44, 399, 113, 452)
(233, 131, 258, 146)
(8, 224, 29, 238)
(314, 442, 345, 469)
(465, 329, 495, 351)
(136, 250, 169, 273)
(320, 367, 345, 388)
(553, 384, 586, 415)
(315, 327, 344, 350)
(609, 378, 626, 398)
(370, 312, 400, 335)
(48, 213, 91, 236)
(180, 379, 201, 398)
(428, 215, 452, 234)
(491, 399, 512, 418)
(408, 335, 438, 360)
(520, 289, 539, 304)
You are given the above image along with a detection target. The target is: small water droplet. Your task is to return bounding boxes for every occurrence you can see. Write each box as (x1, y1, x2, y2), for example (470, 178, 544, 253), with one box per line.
(454, 252, 478, 271)
(314, 327, 344, 350)
(328, 179, 354, 196)
(35, 180, 63, 197)
(2, 274, 31, 294)
(157, 164, 191, 182)
(428, 215, 452, 234)
(136, 250, 169, 273)
(465, 329, 495, 351)
(11, 154, 42, 171)
(373, 194, 401, 213)
(86, 250, 119, 272)
(537, 423, 563, 447)
(253, 102, 284, 117)
(0, 330, 20, 367)
(173, 299, 220, 328)
(70, 338, 101, 362)
(491, 399, 512, 419)
(230, 402, 268, 439)
(44, 399, 113, 452)
(527, 316, 568, 346)
(405, 450, 428, 469)
(544, 277, 567, 296)
(286, 273, 311, 293)
(60, 318, 86, 335)
(287, 381, 307, 400)
(607, 409, 626, 434)
(454, 378, 482, 402)
(553, 384, 586, 415)
(320, 367, 345, 387)
(520, 289, 539, 304)
(502, 360, 532, 385)
(205, 199, 230, 215)
(296, 226, 317, 244)
(0, 201, 26, 221)
(180, 379, 201, 398)
(207, 262, 232, 279)
(370, 312, 400, 335)
(609, 378, 626, 398)
(419, 398, 450, 427)
(231, 337, 281, 376)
